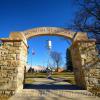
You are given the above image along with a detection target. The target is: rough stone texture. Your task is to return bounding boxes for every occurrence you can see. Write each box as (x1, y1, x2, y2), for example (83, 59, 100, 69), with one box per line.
(0, 39, 27, 97)
(71, 40, 100, 96)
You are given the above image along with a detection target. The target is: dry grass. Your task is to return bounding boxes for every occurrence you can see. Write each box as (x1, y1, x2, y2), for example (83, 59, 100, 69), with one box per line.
(25, 72, 75, 84)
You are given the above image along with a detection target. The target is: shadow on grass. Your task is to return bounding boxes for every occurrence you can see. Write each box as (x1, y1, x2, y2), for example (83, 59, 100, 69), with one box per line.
(24, 84, 85, 90)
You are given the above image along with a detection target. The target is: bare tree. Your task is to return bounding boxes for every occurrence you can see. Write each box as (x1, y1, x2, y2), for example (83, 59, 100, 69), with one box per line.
(70, 0, 100, 53)
(50, 51, 62, 72)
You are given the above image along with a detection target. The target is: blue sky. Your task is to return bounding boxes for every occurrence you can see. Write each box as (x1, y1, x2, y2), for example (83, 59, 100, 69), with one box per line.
(0, 0, 78, 67)
(27, 36, 71, 67)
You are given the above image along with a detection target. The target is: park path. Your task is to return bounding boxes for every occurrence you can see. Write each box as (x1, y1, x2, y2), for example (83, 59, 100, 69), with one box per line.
(9, 78, 99, 100)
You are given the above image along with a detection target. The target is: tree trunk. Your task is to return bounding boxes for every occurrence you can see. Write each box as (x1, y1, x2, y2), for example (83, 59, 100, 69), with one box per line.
(56, 63, 59, 72)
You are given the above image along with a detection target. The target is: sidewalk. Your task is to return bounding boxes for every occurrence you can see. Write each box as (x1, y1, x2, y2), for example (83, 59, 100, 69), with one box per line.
(8, 78, 100, 100)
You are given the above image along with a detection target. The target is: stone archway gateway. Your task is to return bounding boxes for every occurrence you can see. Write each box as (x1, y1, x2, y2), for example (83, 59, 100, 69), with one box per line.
(0, 27, 100, 96)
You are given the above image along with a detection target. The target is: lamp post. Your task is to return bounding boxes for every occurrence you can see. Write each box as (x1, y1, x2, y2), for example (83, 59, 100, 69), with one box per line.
(47, 40, 52, 66)
(46, 40, 53, 78)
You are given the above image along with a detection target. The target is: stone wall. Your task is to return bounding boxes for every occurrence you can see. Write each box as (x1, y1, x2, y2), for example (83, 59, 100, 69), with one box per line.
(71, 40, 100, 96)
(0, 38, 27, 97)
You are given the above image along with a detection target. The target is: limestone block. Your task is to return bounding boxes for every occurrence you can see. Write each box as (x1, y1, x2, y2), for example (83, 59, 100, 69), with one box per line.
(13, 42, 21, 47)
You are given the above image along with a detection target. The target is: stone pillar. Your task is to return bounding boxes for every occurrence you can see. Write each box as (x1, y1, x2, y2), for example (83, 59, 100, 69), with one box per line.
(71, 40, 100, 96)
(0, 38, 28, 97)
(71, 40, 87, 89)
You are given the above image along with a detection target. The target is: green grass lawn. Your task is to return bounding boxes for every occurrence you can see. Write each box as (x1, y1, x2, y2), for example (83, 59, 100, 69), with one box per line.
(24, 72, 75, 84)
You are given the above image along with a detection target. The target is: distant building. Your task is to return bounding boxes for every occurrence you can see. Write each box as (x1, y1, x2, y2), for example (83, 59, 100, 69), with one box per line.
(33, 66, 46, 72)
(55, 68, 64, 73)
(27, 66, 46, 72)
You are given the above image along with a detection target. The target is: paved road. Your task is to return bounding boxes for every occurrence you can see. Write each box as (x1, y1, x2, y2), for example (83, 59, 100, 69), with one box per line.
(8, 78, 99, 100)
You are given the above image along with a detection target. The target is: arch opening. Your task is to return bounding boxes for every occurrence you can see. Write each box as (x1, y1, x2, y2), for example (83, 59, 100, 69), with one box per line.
(24, 35, 79, 90)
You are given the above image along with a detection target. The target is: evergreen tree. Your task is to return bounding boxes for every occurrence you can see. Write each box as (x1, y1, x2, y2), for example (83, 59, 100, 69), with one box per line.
(66, 48, 73, 71)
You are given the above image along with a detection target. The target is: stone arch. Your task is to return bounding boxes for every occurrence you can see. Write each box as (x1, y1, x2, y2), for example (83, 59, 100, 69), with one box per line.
(9, 27, 88, 44)
(0, 27, 100, 97)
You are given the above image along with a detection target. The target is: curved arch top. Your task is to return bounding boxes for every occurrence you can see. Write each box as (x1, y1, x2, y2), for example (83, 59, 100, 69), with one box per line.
(10, 27, 88, 45)
(22, 27, 74, 40)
